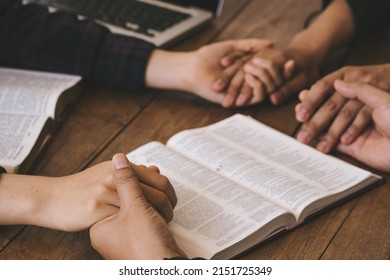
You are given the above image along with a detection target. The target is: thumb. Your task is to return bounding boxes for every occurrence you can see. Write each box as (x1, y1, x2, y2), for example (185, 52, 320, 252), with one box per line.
(334, 80, 390, 109)
(112, 153, 144, 209)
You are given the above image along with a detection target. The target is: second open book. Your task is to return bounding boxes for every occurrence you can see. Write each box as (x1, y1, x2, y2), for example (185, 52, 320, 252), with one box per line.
(0, 67, 81, 173)
(127, 114, 381, 259)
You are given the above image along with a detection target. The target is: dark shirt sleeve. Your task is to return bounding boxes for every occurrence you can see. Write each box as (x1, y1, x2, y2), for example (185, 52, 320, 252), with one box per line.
(0, 166, 6, 174)
(0, 0, 155, 90)
(323, 0, 390, 38)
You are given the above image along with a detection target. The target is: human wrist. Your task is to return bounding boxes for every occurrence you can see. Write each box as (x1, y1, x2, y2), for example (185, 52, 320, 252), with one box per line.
(0, 174, 55, 226)
(286, 31, 326, 66)
(145, 49, 193, 92)
(286, 0, 354, 68)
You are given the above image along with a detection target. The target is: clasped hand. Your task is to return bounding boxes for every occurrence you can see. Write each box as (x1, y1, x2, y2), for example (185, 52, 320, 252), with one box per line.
(206, 44, 319, 108)
(295, 64, 390, 153)
(28, 159, 176, 232)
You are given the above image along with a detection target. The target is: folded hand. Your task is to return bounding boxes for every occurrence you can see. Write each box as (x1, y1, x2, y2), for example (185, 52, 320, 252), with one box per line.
(295, 64, 390, 153)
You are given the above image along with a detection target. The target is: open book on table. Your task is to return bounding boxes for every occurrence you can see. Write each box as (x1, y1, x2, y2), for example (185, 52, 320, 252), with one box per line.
(127, 114, 382, 259)
(0, 67, 81, 173)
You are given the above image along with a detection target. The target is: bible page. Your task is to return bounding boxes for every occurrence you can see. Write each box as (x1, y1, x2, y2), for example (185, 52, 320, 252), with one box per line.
(0, 113, 49, 173)
(128, 142, 295, 259)
(0, 67, 80, 118)
(167, 114, 374, 221)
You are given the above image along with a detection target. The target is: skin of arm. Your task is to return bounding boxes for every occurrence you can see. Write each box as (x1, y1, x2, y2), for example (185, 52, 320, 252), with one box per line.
(0, 161, 176, 232)
(284, 0, 355, 72)
(90, 154, 186, 260)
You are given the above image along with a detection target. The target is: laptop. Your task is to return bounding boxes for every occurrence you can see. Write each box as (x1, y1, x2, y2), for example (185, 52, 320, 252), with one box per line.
(29, 0, 225, 47)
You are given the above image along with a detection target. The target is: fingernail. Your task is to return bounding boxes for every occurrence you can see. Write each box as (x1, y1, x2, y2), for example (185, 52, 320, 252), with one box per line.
(334, 79, 347, 89)
(297, 108, 309, 122)
(297, 131, 311, 144)
(317, 141, 329, 153)
(341, 132, 353, 144)
(214, 79, 225, 91)
(113, 153, 129, 169)
(225, 57, 232, 65)
(226, 94, 236, 106)
(236, 94, 248, 106)
(216, 79, 225, 86)
(222, 99, 232, 108)
(270, 94, 279, 105)
(236, 96, 244, 106)
(299, 90, 307, 100)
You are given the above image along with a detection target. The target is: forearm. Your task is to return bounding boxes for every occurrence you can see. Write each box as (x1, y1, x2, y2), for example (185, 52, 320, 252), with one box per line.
(0, 174, 54, 226)
(286, 0, 354, 64)
(145, 49, 193, 91)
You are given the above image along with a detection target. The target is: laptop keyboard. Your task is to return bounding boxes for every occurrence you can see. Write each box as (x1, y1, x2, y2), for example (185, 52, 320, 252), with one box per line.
(36, 0, 192, 37)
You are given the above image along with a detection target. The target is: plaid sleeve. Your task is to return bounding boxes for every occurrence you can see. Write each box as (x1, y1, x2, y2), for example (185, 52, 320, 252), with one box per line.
(0, 0, 155, 90)
(323, 0, 390, 38)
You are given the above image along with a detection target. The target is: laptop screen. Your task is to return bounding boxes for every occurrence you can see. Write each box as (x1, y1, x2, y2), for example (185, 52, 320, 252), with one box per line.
(161, 0, 223, 15)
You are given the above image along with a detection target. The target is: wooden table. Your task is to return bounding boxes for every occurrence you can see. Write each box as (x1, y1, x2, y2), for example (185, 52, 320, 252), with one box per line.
(1, 0, 389, 260)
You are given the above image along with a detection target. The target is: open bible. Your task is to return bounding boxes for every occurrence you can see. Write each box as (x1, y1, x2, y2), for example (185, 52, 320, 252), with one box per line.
(0, 67, 81, 173)
(127, 114, 382, 259)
